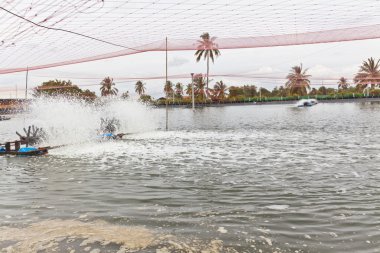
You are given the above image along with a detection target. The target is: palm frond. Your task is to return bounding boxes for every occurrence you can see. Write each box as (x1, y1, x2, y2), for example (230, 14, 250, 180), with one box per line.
(214, 49, 220, 57)
(196, 50, 204, 62)
(209, 50, 214, 63)
(203, 50, 209, 60)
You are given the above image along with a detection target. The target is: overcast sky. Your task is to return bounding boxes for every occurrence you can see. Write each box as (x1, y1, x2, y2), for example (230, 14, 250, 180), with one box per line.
(1, 37, 379, 99)
(1, 0, 380, 98)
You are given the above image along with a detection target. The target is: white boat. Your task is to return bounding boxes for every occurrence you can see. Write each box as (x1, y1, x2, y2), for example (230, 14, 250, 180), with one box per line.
(296, 99, 318, 107)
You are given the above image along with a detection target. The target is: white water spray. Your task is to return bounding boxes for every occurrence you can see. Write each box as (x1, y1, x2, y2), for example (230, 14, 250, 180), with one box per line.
(19, 97, 159, 146)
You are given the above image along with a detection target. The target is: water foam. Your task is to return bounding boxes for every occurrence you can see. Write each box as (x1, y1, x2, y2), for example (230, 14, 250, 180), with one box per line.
(0, 219, 230, 253)
(0, 219, 154, 252)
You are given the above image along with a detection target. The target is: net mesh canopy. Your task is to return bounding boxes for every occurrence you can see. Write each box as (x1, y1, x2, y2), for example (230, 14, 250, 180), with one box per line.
(1, 0, 380, 74)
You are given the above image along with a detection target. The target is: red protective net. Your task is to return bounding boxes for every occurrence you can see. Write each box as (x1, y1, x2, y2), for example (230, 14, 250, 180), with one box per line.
(0, 0, 380, 74)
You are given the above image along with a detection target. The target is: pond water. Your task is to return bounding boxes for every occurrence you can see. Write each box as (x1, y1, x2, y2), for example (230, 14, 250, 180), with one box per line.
(0, 100, 379, 253)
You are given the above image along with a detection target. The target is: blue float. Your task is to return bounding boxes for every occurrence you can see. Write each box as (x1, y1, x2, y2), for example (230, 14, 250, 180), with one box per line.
(18, 147, 39, 153)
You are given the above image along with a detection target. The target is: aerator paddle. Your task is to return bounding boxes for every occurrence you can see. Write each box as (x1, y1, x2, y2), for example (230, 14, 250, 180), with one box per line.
(16, 125, 46, 146)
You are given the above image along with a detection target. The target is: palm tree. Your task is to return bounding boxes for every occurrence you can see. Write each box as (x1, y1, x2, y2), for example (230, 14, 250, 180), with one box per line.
(185, 83, 192, 96)
(193, 74, 207, 101)
(285, 64, 311, 96)
(338, 77, 349, 89)
(175, 82, 183, 98)
(272, 85, 288, 97)
(318, 86, 328, 95)
(354, 57, 380, 91)
(278, 86, 288, 97)
(100, 77, 118, 96)
(121, 91, 129, 99)
(164, 80, 174, 98)
(213, 81, 228, 101)
(135, 80, 146, 96)
(309, 87, 318, 96)
(195, 32, 221, 90)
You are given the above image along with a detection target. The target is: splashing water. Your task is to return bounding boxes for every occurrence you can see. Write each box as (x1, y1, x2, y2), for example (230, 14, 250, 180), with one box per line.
(17, 97, 160, 146)
(1, 102, 380, 253)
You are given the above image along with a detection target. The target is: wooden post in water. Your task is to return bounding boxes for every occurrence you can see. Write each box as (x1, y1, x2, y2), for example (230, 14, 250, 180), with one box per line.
(5, 142, 10, 152)
(15, 141, 20, 151)
(165, 37, 168, 131)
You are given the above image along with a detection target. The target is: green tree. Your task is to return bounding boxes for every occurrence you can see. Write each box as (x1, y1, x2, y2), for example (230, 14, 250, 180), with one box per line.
(175, 82, 183, 98)
(285, 64, 311, 96)
(309, 88, 318, 96)
(185, 83, 192, 96)
(193, 74, 207, 101)
(139, 94, 153, 103)
(318, 86, 327, 95)
(272, 86, 288, 97)
(259, 87, 271, 97)
(278, 86, 288, 97)
(195, 32, 221, 90)
(135, 80, 146, 96)
(243, 85, 258, 97)
(164, 80, 174, 98)
(228, 86, 244, 98)
(100, 77, 118, 96)
(354, 57, 380, 91)
(326, 87, 337, 95)
(213, 81, 228, 101)
(271, 86, 280, 96)
(33, 79, 96, 100)
(338, 77, 349, 89)
(121, 91, 130, 99)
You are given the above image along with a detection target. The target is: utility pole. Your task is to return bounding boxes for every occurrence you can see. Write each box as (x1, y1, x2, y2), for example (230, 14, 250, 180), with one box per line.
(165, 37, 168, 131)
(25, 67, 29, 99)
(191, 73, 195, 111)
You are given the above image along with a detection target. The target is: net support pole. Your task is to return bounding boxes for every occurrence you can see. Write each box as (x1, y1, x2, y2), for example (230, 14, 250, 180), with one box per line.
(25, 66, 29, 99)
(165, 37, 168, 131)
(191, 73, 195, 111)
(259, 87, 262, 101)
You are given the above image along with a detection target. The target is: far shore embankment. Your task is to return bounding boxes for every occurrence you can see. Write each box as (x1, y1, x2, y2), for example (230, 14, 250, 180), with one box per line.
(1, 97, 380, 114)
(156, 97, 380, 108)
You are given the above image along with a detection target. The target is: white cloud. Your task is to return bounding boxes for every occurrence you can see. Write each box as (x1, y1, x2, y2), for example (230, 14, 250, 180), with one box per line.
(308, 64, 336, 78)
(168, 56, 189, 67)
(256, 66, 274, 74)
(341, 65, 360, 79)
